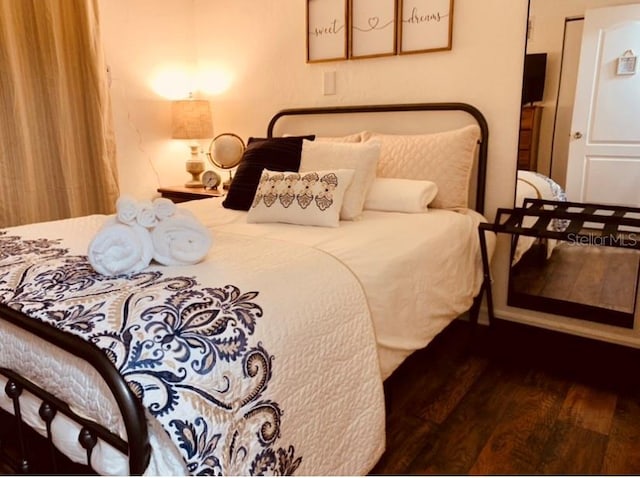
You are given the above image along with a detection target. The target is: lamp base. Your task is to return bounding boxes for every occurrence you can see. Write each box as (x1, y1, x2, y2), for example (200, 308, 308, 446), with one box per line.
(185, 146, 204, 188)
(185, 178, 204, 188)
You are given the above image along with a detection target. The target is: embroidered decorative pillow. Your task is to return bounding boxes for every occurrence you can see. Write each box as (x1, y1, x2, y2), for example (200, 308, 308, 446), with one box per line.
(299, 139, 380, 221)
(247, 169, 355, 227)
(362, 125, 480, 210)
(222, 135, 314, 211)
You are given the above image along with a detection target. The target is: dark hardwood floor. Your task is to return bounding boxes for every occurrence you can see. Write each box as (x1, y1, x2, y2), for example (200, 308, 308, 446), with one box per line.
(371, 318, 640, 475)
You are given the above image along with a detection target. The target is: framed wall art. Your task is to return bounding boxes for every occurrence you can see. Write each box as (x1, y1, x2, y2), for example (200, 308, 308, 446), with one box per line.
(399, 0, 454, 55)
(349, 0, 397, 59)
(307, 0, 348, 63)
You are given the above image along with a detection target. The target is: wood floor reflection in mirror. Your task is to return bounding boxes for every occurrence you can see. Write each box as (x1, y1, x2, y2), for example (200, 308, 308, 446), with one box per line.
(509, 239, 640, 328)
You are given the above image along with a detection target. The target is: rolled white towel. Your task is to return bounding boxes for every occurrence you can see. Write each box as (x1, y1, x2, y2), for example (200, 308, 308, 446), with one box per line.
(152, 197, 177, 221)
(136, 200, 158, 228)
(175, 208, 195, 219)
(364, 178, 439, 213)
(115, 195, 139, 225)
(151, 215, 212, 266)
(88, 221, 153, 276)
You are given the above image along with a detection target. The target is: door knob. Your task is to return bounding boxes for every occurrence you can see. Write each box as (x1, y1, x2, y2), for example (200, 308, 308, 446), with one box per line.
(573, 132, 583, 139)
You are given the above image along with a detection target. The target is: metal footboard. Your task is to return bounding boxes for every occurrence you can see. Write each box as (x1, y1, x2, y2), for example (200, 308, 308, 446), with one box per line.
(0, 303, 151, 475)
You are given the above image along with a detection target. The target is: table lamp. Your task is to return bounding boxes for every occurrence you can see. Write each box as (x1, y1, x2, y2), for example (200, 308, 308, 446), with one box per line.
(171, 97, 213, 188)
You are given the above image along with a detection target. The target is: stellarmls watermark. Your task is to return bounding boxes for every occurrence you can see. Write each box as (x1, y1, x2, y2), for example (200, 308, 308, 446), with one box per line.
(566, 232, 639, 247)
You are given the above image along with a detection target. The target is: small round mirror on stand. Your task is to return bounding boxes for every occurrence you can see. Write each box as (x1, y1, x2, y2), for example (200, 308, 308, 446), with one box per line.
(207, 133, 245, 190)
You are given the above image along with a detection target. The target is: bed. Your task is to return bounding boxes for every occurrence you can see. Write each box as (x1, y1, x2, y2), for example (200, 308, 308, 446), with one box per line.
(0, 102, 491, 475)
(512, 169, 567, 265)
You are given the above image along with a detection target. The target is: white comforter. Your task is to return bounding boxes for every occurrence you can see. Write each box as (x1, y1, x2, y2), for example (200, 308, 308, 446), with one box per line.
(0, 199, 488, 475)
(182, 198, 488, 379)
(0, 214, 385, 475)
(514, 170, 567, 265)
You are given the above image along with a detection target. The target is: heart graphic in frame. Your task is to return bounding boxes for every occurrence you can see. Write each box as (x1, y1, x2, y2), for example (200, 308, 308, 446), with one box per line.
(367, 16, 380, 30)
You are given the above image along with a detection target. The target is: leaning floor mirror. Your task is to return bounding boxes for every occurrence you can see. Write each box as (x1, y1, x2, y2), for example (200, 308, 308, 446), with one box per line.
(509, 0, 640, 329)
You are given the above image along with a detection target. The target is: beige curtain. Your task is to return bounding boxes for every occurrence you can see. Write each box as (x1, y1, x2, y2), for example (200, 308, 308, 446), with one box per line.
(0, 0, 119, 228)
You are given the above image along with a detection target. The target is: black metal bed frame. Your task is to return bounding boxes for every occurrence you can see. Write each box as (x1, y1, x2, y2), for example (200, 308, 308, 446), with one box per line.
(0, 303, 150, 474)
(0, 102, 489, 475)
(267, 102, 489, 215)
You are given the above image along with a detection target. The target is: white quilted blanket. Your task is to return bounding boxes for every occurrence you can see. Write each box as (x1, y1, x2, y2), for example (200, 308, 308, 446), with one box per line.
(182, 198, 488, 379)
(0, 215, 385, 475)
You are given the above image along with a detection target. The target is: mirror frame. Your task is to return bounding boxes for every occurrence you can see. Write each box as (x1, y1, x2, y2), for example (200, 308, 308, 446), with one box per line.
(207, 133, 246, 190)
(207, 133, 245, 170)
(508, 0, 640, 329)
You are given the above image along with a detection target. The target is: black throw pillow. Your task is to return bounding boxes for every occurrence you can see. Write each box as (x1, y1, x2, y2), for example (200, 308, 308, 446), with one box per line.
(222, 135, 315, 211)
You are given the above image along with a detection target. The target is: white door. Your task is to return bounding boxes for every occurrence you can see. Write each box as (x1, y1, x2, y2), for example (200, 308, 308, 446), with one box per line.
(565, 3, 640, 206)
(551, 17, 583, 189)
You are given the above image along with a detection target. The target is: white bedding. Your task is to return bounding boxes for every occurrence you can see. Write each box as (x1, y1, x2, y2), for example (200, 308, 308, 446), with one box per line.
(183, 197, 488, 379)
(0, 214, 384, 475)
(513, 170, 567, 265)
(0, 198, 489, 474)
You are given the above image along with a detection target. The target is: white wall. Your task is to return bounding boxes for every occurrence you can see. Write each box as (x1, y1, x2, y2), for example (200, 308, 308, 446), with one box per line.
(99, 0, 528, 325)
(100, 0, 527, 213)
(99, 0, 198, 200)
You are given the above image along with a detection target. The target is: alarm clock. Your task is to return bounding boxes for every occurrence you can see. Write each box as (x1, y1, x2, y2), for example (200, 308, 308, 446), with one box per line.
(202, 170, 221, 190)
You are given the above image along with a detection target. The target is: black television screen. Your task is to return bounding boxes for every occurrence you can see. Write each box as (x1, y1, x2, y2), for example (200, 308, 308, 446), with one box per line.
(522, 53, 547, 104)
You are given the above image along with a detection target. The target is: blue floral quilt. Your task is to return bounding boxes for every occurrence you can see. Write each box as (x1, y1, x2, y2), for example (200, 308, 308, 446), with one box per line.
(0, 230, 300, 475)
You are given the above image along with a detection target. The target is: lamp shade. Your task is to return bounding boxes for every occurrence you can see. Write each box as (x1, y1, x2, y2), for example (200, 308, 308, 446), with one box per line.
(171, 99, 213, 139)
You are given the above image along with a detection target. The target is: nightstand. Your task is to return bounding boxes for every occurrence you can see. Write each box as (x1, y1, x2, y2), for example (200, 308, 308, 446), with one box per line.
(157, 186, 224, 204)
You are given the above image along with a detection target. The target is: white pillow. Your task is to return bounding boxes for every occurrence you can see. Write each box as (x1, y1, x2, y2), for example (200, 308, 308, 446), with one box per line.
(247, 168, 355, 227)
(362, 125, 480, 210)
(315, 132, 364, 143)
(300, 139, 380, 220)
(364, 178, 438, 213)
(283, 132, 364, 142)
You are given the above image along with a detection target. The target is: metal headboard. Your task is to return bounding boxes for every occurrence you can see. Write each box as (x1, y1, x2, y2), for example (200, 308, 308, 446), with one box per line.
(267, 102, 489, 214)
